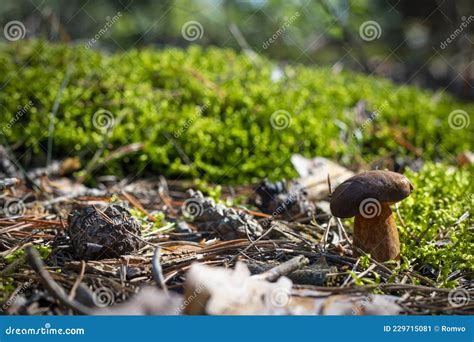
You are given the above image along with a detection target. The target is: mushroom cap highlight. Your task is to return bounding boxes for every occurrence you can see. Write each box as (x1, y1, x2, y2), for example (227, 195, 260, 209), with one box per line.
(330, 170, 413, 218)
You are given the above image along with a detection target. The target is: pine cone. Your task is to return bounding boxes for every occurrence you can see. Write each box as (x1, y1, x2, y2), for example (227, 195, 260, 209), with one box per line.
(68, 204, 142, 260)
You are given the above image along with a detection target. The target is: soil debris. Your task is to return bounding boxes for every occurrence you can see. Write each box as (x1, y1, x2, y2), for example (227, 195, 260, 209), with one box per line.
(254, 179, 315, 220)
(184, 189, 263, 240)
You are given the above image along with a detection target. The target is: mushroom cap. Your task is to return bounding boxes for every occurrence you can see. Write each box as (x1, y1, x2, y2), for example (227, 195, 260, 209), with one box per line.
(330, 170, 413, 218)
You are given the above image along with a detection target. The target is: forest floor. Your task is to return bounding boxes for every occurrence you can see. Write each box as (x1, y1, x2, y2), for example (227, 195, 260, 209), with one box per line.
(1, 158, 472, 316)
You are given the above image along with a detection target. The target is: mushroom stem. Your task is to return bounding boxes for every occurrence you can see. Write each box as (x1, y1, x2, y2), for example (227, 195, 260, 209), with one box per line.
(353, 202, 400, 262)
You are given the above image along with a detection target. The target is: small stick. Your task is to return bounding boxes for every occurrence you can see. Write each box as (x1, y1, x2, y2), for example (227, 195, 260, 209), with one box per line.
(228, 23, 258, 65)
(158, 176, 177, 215)
(77, 112, 126, 183)
(335, 217, 351, 243)
(345, 263, 377, 286)
(47, 66, 72, 169)
(395, 203, 406, 228)
(0, 254, 26, 277)
(254, 255, 309, 282)
(352, 245, 394, 277)
(68, 260, 86, 300)
(320, 216, 333, 248)
(327, 173, 332, 195)
(121, 191, 156, 222)
(452, 211, 470, 227)
(341, 258, 360, 287)
(25, 246, 92, 315)
(151, 246, 168, 294)
(227, 224, 276, 264)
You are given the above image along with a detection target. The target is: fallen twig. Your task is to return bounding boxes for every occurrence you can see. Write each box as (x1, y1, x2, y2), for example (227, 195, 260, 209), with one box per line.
(152, 246, 168, 294)
(254, 255, 309, 282)
(25, 246, 92, 315)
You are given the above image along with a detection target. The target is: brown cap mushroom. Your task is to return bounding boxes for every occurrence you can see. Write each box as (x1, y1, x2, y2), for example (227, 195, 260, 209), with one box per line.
(330, 170, 413, 262)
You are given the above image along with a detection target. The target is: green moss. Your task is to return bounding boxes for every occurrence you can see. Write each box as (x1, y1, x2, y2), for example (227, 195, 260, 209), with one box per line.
(397, 163, 473, 286)
(194, 179, 222, 202)
(0, 277, 14, 301)
(4, 245, 52, 264)
(0, 40, 472, 183)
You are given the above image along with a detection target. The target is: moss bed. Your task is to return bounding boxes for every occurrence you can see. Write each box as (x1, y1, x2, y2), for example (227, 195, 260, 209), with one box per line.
(393, 164, 472, 285)
(0, 40, 472, 183)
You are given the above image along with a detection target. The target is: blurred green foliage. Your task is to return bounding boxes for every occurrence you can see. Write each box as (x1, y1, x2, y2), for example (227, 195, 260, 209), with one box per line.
(1, 0, 473, 99)
(2, 0, 471, 64)
(0, 40, 472, 183)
